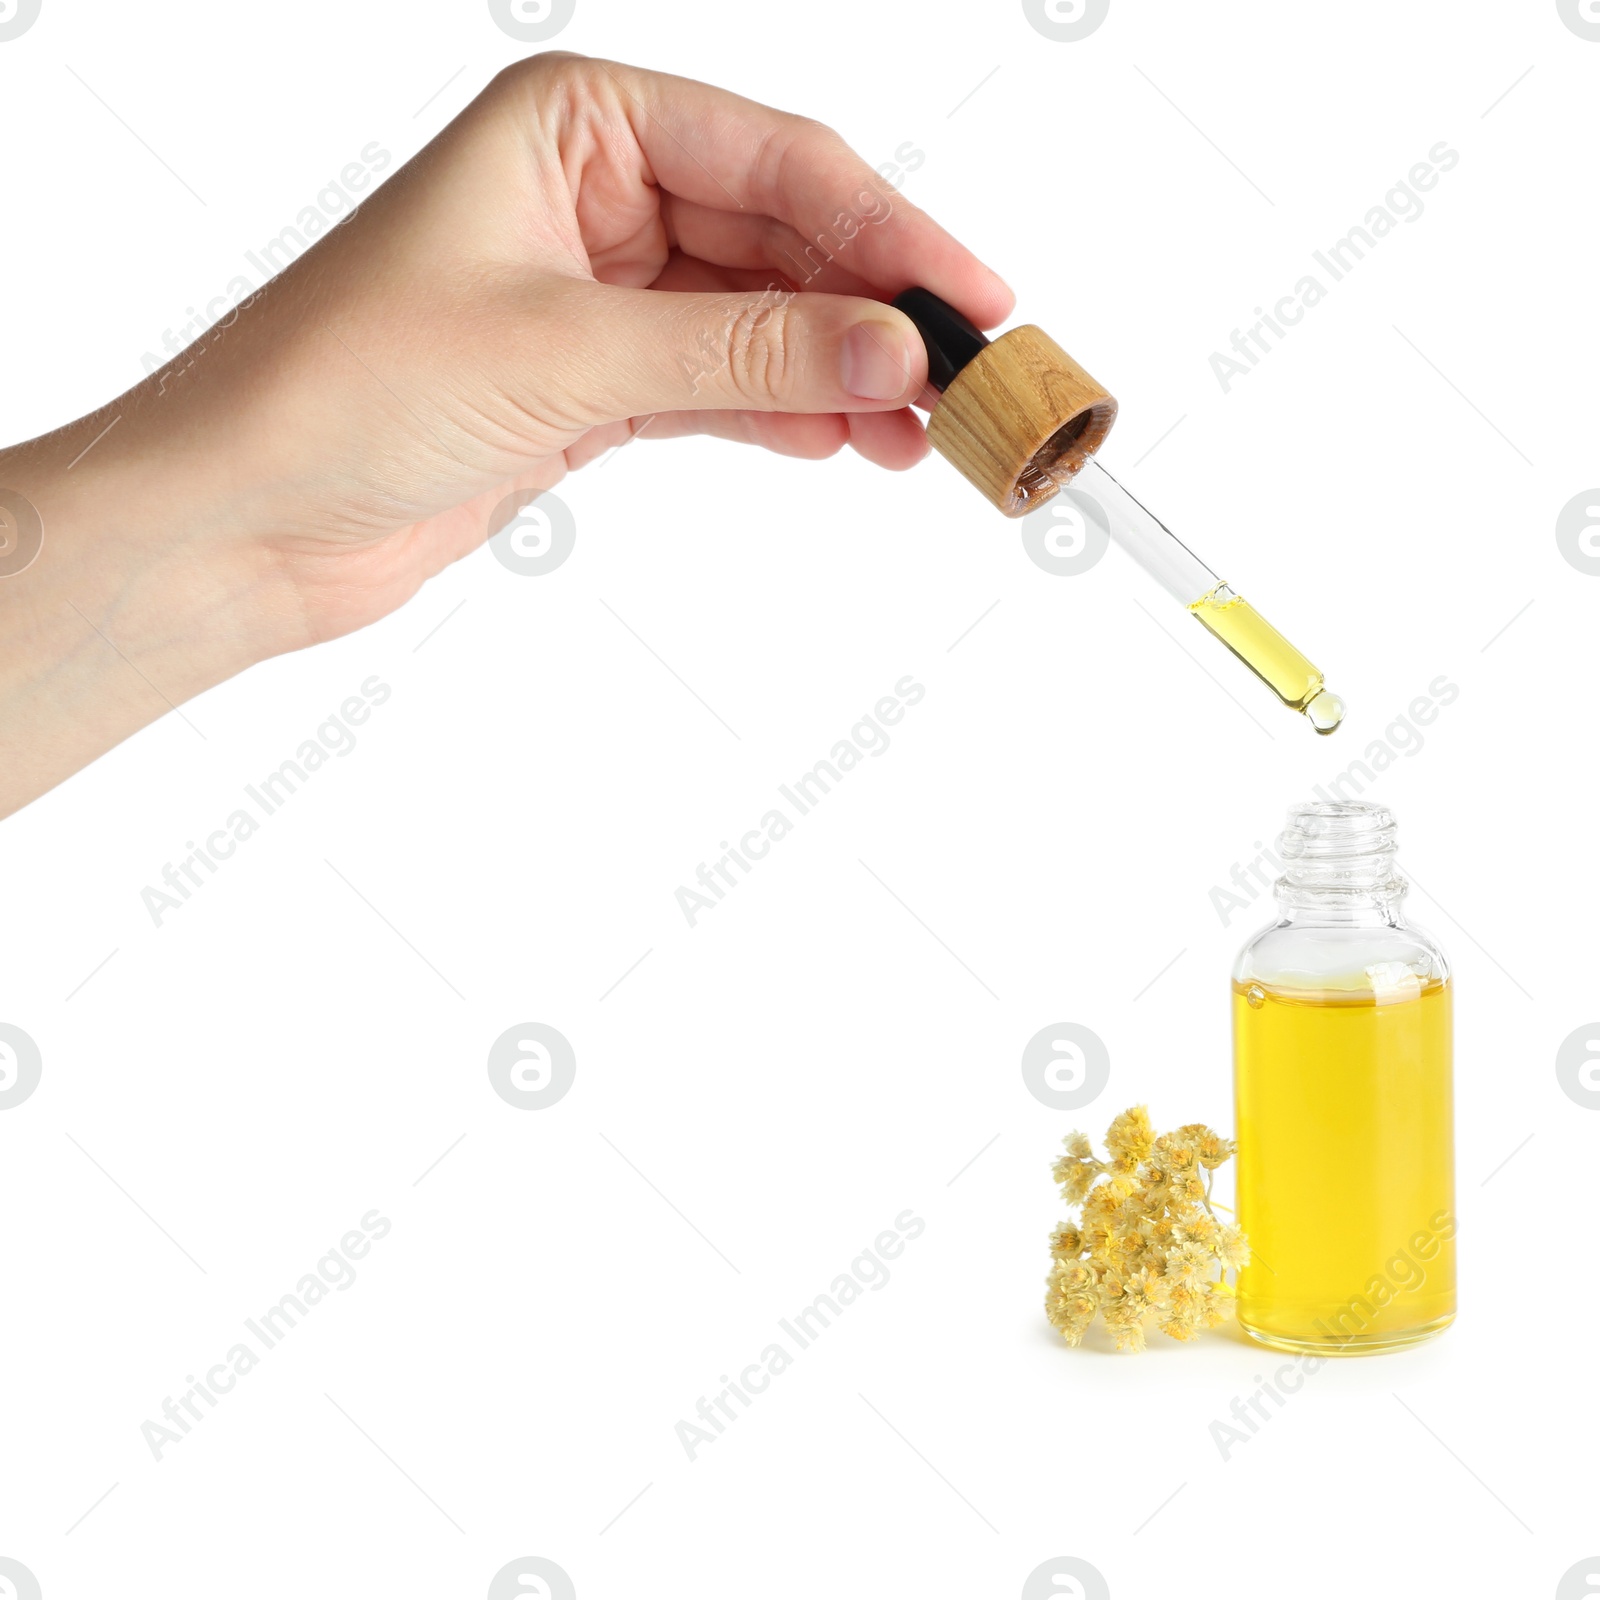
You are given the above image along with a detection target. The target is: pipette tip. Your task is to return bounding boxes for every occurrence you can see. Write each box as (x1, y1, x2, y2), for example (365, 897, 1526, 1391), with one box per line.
(1305, 689, 1345, 736)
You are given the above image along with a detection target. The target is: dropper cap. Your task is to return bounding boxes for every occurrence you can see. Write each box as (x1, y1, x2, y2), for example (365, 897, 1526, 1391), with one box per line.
(894, 288, 1118, 517)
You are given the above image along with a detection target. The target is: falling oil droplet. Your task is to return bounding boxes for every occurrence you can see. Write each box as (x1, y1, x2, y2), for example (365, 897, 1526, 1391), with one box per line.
(1305, 688, 1345, 736)
(1246, 984, 1266, 1010)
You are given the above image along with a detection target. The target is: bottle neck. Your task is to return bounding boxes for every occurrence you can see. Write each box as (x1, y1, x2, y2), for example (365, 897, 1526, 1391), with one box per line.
(1273, 801, 1408, 927)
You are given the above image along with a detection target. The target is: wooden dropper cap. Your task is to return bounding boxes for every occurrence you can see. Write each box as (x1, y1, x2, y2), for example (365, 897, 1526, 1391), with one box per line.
(894, 288, 1118, 518)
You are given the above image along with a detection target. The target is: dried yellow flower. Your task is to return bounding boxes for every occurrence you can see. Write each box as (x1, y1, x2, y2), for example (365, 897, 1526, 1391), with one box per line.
(1216, 1225, 1251, 1273)
(1049, 1222, 1082, 1260)
(1199, 1283, 1232, 1329)
(1044, 1109, 1248, 1353)
(1045, 1283, 1099, 1346)
(1057, 1260, 1097, 1294)
(1105, 1105, 1154, 1165)
(1054, 1158, 1095, 1204)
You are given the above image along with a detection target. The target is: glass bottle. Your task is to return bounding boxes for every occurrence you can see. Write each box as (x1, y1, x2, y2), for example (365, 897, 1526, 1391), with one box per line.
(1232, 800, 1455, 1354)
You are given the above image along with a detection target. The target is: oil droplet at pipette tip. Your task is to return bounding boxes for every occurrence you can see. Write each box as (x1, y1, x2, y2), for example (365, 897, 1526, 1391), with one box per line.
(1304, 689, 1345, 736)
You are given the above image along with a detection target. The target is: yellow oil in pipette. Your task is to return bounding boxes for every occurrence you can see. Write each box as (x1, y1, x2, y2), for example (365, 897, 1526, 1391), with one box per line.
(1189, 584, 1345, 734)
(1079, 461, 1345, 735)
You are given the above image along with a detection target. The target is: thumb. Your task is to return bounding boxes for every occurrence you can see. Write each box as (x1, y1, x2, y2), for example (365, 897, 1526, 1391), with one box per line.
(570, 283, 927, 420)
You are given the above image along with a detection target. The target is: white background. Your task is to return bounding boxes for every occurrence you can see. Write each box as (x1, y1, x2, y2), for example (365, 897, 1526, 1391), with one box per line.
(2, 2, 1597, 1596)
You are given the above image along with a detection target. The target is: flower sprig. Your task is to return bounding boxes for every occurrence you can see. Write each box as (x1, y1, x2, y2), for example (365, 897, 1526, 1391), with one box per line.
(1045, 1106, 1249, 1352)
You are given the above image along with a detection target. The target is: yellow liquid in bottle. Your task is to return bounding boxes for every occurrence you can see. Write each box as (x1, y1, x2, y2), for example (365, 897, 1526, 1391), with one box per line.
(1190, 586, 1343, 733)
(1233, 978, 1455, 1354)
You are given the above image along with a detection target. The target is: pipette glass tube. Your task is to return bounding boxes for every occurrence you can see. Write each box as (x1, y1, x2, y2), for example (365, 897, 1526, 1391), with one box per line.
(1082, 459, 1345, 735)
(886, 288, 1345, 733)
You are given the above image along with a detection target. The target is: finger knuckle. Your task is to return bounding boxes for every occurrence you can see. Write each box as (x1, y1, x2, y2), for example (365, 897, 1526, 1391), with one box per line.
(721, 297, 795, 403)
(494, 49, 583, 88)
(792, 114, 839, 145)
(488, 49, 592, 116)
(756, 115, 841, 210)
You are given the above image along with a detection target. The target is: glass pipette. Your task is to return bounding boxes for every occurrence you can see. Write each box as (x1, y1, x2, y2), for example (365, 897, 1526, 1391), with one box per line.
(1080, 459, 1345, 734)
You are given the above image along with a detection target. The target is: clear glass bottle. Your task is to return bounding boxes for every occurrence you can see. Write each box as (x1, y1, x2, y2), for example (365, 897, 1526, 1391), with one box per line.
(1232, 801, 1455, 1355)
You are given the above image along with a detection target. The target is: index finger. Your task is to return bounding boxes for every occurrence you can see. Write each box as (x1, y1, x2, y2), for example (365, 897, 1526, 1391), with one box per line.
(570, 55, 1015, 330)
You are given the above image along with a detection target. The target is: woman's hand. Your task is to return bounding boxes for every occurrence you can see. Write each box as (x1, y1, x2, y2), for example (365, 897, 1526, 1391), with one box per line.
(0, 52, 1011, 813)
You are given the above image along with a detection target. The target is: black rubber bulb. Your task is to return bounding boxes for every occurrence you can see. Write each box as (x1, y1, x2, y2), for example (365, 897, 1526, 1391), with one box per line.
(891, 288, 990, 394)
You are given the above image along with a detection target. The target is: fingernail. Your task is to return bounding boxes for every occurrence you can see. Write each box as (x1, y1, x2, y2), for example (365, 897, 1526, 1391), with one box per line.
(841, 321, 914, 400)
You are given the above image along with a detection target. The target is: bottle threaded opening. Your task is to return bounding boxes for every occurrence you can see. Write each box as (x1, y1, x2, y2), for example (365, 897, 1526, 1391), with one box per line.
(1276, 800, 1406, 906)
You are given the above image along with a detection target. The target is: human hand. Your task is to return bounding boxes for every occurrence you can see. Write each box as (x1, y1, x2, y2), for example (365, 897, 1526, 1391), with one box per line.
(0, 52, 1010, 813)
